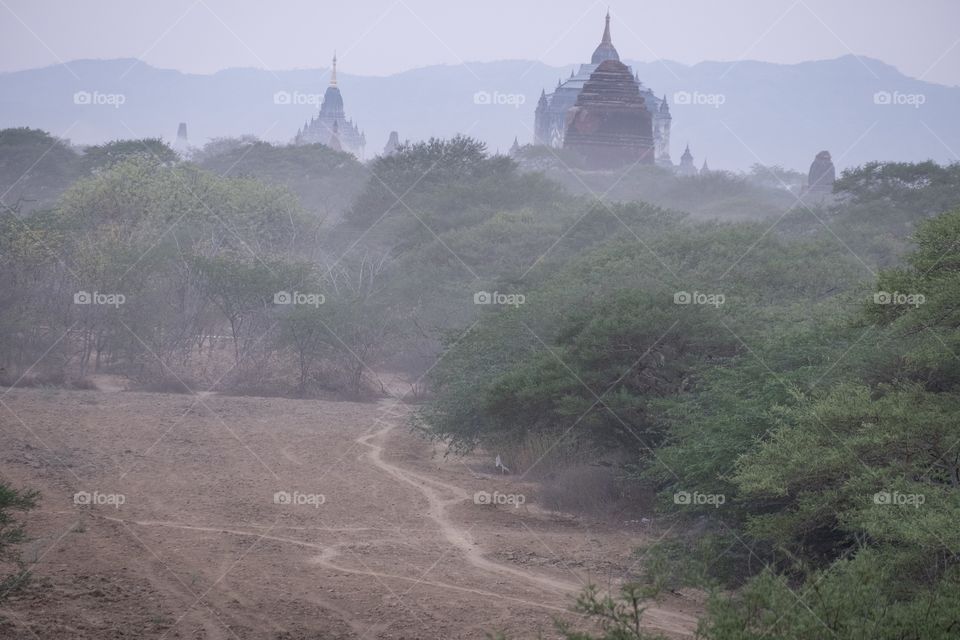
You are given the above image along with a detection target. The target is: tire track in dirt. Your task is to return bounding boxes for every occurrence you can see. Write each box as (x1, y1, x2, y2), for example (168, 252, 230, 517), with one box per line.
(356, 417, 577, 596)
(4, 388, 698, 638)
(354, 404, 700, 637)
(100, 516, 571, 615)
(97, 400, 696, 637)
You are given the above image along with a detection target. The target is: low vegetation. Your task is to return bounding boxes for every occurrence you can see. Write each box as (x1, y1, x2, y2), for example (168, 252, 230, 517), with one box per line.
(2, 126, 958, 636)
(0, 481, 38, 600)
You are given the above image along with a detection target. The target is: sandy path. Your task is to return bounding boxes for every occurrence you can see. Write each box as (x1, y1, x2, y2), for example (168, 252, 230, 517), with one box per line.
(354, 403, 698, 633)
(0, 388, 700, 639)
(357, 413, 577, 596)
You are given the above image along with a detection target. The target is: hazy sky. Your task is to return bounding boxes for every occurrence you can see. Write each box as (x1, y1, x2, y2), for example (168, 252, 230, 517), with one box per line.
(2, 0, 959, 85)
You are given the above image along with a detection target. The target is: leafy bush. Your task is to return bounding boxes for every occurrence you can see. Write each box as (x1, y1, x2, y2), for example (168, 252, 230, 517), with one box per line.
(0, 481, 38, 600)
(555, 584, 668, 640)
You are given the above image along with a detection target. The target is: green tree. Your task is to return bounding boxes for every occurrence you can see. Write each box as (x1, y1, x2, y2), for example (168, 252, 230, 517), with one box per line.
(81, 137, 179, 170)
(0, 481, 38, 600)
(555, 584, 667, 640)
(196, 140, 367, 223)
(0, 127, 82, 214)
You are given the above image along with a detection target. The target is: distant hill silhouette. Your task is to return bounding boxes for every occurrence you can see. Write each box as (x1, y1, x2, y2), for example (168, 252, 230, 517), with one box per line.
(0, 55, 957, 171)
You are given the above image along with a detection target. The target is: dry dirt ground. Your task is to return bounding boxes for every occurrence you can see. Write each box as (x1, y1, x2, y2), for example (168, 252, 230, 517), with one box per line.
(0, 386, 701, 639)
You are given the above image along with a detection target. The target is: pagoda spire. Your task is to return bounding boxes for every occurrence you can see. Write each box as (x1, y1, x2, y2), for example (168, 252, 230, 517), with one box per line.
(330, 52, 337, 86)
(601, 9, 612, 44)
(590, 9, 620, 64)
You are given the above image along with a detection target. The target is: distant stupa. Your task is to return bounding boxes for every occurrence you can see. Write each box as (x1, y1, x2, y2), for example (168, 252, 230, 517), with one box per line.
(173, 122, 191, 157)
(295, 53, 366, 157)
(677, 144, 698, 176)
(803, 150, 836, 201)
(383, 131, 400, 156)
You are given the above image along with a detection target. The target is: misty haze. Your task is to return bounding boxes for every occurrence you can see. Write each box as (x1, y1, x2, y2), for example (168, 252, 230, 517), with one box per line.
(1, 1, 959, 639)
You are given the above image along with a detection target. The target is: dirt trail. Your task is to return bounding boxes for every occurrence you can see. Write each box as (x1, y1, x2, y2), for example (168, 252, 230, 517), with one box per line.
(353, 403, 698, 633)
(0, 388, 700, 639)
(357, 409, 578, 596)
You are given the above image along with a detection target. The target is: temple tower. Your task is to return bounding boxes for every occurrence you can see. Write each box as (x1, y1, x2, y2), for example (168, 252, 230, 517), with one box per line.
(677, 144, 698, 176)
(804, 150, 836, 200)
(564, 59, 654, 168)
(383, 131, 400, 156)
(533, 12, 672, 165)
(655, 96, 672, 166)
(295, 53, 366, 157)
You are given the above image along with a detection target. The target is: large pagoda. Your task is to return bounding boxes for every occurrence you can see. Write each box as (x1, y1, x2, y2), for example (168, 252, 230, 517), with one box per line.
(534, 12, 672, 168)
